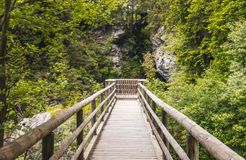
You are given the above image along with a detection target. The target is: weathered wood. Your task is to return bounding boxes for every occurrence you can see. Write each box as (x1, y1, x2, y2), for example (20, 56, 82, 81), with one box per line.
(107, 79, 145, 98)
(139, 83, 245, 160)
(152, 100, 157, 113)
(91, 99, 97, 135)
(0, 79, 244, 160)
(76, 110, 84, 160)
(72, 98, 117, 160)
(89, 99, 160, 160)
(84, 98, 117, 160)
(138, 89, 190, 160)
(49, 90, 116, 160)
(139, 97, 173, 160)
(100, 94, 104, 116)
(161, 110, 169, 149)
(0, 83, 115, 160)
(42, 132, 54, 160)
(187, 133, 199, 160)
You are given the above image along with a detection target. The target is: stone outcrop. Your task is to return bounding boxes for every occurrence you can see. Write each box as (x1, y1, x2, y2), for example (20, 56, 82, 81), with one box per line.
(8, 112, 51, 141)
(151, 27, 176, 80)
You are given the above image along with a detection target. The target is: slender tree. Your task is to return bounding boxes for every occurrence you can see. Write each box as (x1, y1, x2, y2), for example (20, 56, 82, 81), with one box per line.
(0, 0, 12, 147)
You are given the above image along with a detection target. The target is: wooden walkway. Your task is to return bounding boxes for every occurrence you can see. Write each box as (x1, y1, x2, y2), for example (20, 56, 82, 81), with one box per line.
(89, 99, 161, 160)
(0, 79, 244, 160)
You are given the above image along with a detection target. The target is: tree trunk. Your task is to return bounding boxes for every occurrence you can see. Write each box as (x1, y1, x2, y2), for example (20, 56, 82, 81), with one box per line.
(0, 0, 12, 148)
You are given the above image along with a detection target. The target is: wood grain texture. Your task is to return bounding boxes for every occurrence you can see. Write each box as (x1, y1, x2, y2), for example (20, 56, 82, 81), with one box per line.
(89, 99, 161, 160)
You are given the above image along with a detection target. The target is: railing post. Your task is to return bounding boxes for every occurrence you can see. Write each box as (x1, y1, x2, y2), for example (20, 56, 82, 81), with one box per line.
(152, 102, 162, 135)
(91, 99, 97, 135)
(114, 82, 117, 98)
(42, 132, 54, 160)
(187, 133, 199, 160)
(76, 110, 84, 160)
(161, 110, 169, 149)
(152, 101, 156, 113)
(105, 81, 110, 105)
(150, 99, 157, 131)
(100, 94, 104, 121)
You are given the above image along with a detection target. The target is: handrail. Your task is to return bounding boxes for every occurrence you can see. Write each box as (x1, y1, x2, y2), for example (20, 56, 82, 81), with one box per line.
(0, 79, 243, 160)
(138, 89, 189, 160)
(0, 83, 116, 160)
(71, 94, 116, 160)
(50, 89, 116, 159)
(138, 83, 244, 160)
(106, 79, 145, 97)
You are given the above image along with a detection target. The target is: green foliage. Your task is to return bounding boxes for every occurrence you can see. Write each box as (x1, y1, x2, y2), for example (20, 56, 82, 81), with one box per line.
(121, 56, 143, 78)
(143, 0, 246, 78)
(1, 0, 245, 158)
(0, 0, 128, 136)
(142, 52, 156, 79)
(147, 20, 246, 158)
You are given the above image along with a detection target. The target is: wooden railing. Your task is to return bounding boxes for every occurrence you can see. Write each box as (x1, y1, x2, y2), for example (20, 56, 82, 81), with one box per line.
(0, 82, 116, 160)
(106, 79, 145, 98)
(0, 79, 244, 160)
(138, 83, 244, 160)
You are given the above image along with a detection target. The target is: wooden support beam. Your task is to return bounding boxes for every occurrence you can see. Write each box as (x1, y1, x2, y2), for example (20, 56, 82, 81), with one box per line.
(42, 132, 54, 160)
(152, 101, 156, 113)
(161, 110, 169, 150)
(91, 99, 97, 135)
(100, 94, 104, 117)
(187, 133, 199, 160)
(76, 110, 84, 160)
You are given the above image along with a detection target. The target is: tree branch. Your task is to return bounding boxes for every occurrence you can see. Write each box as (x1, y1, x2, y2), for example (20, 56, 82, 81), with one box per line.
(0, 0, 33, 21)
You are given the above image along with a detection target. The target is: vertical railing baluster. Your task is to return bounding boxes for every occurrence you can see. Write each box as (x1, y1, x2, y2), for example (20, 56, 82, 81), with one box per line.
(187, 133, 199, 160)
(100, 94, 104, 117)
(114, 82, 116, 97)
(42, 132, 54, 160)
(152, 102, 160, 134)
(105, 81, 109, 104)
(76, 109, 84, 160)
(123, 80, 125, 96)
(91, 99, 97, 135)
(161, 110, 169, 149)
(152, 100, 156, 113)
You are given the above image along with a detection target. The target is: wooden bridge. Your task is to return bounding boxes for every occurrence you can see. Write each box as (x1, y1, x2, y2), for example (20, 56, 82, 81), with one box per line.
(0, 79, 244, 160)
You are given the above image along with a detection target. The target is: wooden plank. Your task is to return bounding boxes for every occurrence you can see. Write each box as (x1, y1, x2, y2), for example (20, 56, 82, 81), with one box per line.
(72, 98, 117, 160)
(84, 98, 117, 160)
(89, 99, 161, 160)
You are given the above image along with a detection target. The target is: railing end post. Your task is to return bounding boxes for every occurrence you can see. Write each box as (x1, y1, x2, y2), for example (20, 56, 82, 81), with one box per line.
(187, 133, 199, 160)
(42, 132, 54, 160)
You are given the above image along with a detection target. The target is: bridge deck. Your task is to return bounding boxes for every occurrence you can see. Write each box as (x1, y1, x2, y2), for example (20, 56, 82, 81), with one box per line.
(89, 99, 161, 160)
